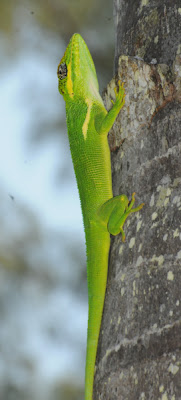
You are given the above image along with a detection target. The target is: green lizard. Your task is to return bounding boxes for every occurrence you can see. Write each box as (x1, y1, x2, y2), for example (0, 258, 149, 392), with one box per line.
(57, 33, 144, 400)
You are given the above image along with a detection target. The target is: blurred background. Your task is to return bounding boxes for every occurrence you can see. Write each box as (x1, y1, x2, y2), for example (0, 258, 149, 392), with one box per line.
(0, 1, 115, 399)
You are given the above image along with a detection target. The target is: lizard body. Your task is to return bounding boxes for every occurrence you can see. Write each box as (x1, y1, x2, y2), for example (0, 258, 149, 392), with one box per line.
(57, 33, 144, 400)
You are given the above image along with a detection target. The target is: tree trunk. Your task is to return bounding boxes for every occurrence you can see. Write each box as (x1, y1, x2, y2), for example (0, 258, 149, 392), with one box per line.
(94, 1, 181, 399)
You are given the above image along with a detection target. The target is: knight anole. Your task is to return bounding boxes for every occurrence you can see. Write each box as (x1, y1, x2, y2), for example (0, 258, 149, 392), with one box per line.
(57, 33, 144, 400)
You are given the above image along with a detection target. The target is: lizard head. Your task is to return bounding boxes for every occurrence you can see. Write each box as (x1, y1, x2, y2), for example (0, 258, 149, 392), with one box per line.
(57, 33, 100, 102)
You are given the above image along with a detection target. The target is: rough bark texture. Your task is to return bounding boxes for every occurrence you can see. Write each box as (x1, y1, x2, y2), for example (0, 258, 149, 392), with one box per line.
(94, 1, 181, 399)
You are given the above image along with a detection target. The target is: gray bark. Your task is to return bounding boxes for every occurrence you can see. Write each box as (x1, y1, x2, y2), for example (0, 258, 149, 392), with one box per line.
(94, 1, 181, 399)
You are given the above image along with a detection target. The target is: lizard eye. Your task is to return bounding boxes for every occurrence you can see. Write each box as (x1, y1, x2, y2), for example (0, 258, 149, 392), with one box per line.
(57, 63, 67, 80)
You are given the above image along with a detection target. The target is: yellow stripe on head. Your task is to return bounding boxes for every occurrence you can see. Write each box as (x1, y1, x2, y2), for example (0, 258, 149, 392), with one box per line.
(67, 60, 74, 98)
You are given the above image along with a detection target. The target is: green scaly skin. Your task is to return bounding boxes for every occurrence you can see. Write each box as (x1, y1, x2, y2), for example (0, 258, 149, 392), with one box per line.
(57, 33, 144, 400)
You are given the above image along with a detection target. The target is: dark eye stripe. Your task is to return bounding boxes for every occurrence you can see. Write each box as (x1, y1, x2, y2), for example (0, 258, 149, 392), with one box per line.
(57, 63, 67, 80)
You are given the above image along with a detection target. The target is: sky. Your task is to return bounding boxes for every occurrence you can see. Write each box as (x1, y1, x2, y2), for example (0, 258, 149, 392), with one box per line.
(0, 22, 87, 397)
